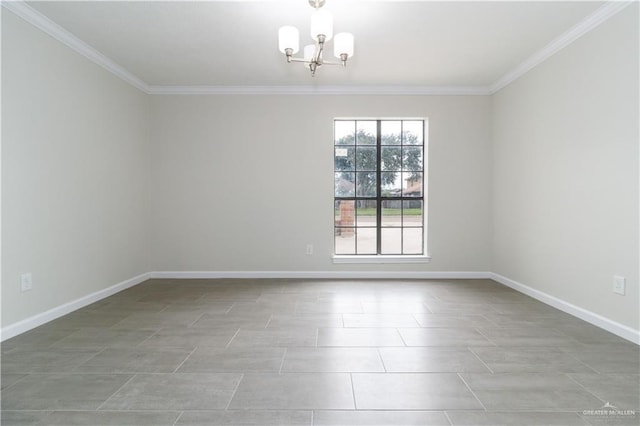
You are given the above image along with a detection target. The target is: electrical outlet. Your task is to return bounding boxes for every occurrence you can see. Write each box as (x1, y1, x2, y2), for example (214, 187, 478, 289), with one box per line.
(613, 276, 625, 295)
(306, 244, 313, 255)
(20, 273, 33, 292)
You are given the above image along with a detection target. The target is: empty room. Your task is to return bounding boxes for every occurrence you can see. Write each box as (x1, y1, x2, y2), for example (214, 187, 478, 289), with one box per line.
(1, 0, 638, 425)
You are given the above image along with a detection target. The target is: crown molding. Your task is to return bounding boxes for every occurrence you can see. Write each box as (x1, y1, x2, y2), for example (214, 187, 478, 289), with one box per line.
(147, 85, 491, 96)
(489, 0, 634, 94)
(1, 0, 151, 93)
(3, 0, 633, 96)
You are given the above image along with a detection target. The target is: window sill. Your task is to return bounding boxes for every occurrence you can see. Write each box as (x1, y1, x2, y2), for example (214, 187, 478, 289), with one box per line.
(332, 255, 431, 264)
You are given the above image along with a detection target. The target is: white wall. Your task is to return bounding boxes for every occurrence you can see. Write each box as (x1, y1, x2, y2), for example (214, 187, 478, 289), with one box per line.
(149, 95, 493, 273)
(3, 2, 637, 340)
(1, 11, 151, 327)
(492, 5, 639, 330)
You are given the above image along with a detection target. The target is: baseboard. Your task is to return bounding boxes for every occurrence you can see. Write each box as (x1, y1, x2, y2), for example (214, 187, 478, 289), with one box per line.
(149, 270, 492, 280)
(490, 273, 640, 345)
(0, 272, 152, 342)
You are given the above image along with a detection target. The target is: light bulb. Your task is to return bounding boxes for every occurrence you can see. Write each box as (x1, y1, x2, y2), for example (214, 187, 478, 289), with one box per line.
(278, 26, 299, 54)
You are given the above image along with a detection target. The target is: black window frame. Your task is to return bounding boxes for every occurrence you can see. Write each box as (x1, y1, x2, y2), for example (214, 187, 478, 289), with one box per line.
(334, 119, 426, 256)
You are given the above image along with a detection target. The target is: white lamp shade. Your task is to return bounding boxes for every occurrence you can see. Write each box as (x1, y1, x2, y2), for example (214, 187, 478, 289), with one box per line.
(334, 32, 354, 58)
(310, 9, 333, 41)
(278, 26, 299, 54)
(304, 44, 316, 62)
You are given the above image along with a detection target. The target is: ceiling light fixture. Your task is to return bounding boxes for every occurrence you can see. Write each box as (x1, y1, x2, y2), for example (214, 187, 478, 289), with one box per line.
(278, 0, 354, 77)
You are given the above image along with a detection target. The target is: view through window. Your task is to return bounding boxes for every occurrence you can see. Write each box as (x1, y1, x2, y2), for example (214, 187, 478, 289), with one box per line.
(334, 119, 426, 255)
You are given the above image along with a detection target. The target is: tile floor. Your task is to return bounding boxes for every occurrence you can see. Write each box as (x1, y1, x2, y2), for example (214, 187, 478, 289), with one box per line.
(1, 278, 638, 425)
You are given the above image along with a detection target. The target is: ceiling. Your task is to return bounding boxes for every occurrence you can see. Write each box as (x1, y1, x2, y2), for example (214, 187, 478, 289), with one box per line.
(17, 1, 611, 92)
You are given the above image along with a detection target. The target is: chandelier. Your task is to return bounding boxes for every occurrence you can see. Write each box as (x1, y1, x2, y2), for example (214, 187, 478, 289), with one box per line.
(278, 0, 354, 77)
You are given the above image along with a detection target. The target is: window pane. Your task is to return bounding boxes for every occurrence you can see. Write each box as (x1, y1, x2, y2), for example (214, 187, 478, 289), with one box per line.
(381, 147, 401, 171)
(335, 172, 355, 197)
(356, 200, 376, 226)
(335, 200, 355, 228)
(356, 146, 377, 171)
(403, 121, 423, 145)
(381, 172, 401, 197)
(335, 121, 355, 145)
(334, 119, 426, 257)
(334, 147, 354, 171)
(403, 228, 423, 254)
(356, 121, 377, 145)
(403, 172, 422, 197)
(403, 147, 423, 172)
(356, 172, 377, 197)
(403, 200, 423, 227)
(335, 228, 355, 254)
(381, 121, 401, 145)
(381, 228, 402, 254)
(382, 200, 402, 227)
(356, 228, 377, 254)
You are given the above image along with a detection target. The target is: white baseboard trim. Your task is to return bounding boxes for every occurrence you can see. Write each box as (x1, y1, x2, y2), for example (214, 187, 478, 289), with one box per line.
(490, 273, 640, 345)
(0, 272, 152, 342)
(149, 270, 492, 280)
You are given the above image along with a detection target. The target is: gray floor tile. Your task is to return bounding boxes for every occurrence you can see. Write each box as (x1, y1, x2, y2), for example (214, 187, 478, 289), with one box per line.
(379, 347, 491, 372)
(558, 324, 633, 344)
(361, 302, 430, 314)
(424, 301, 493, 314)
(177, 347, 285, 372)
(176, 410, 312, 425)
(471, 347, 596, 373)
(295, 301, 363, 314)
(46, 312, 127, 329)
(352, 373, 483, 409)
(229, 301, 297, 315)
(477, 327, 581, 347)
(1, 328, 76, 350)
(115, 311, 206, 328)
(73, 347, 193, 373)
(569, 374, 640, 409)
(481, 312, 587, 328)
(191, 313, 271, 329)
(343, 314, 420, 327)
(267, 314, 344, 328)
(313, 410, 450, 425)
(489, 302, 564, 316)
(100, 373, 242, 410)
(0, 410, 53, 426)
(1, 348, 104, 373)
(317, 328, 405, 347)
(1, 373, 133, 410)
(1, 373, 27, 390)
(568, 348, 640, 373)
(228, 373, 354, 409)
(447, 411, 590, 425)
(461, 373, 605, 410)
(50, 328, 158, 348)
(228, 327, 318, 347)
(413, 313, 495, 328)
(85, 300, 169, 315)
(41, 410, 180, 425)
(399, 327, 494, 346)
(282, 347, 385, 372)
(137, 326, 237, 348)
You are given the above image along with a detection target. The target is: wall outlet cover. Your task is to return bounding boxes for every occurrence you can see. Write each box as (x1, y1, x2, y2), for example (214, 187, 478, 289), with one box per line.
(613, 276, 625, 295)
(20, 273, 33, 292)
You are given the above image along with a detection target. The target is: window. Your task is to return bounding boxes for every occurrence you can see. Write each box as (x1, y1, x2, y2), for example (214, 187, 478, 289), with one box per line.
(334, 119, 426, 257)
